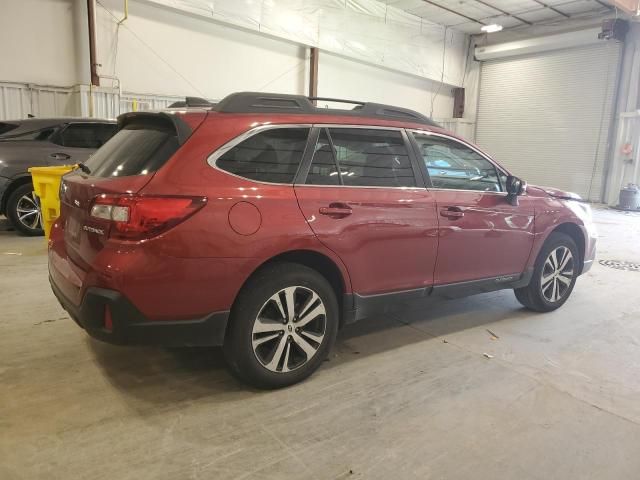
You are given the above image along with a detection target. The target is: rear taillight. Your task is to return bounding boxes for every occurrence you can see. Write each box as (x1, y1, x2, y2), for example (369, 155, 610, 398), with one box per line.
(90, 194, 207, 240)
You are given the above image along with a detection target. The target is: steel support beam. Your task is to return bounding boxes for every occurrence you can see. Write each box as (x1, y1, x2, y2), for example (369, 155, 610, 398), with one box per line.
(309, 47, 319, 103)
(87, 0, 100, 86)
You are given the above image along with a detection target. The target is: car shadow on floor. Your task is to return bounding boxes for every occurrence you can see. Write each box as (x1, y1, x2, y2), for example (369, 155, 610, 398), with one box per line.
(88, 289, 532, 405)
(0, 216, 16, 234)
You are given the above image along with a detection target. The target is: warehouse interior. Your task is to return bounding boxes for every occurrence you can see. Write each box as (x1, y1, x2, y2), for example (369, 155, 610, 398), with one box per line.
(1, 0, 640, 478)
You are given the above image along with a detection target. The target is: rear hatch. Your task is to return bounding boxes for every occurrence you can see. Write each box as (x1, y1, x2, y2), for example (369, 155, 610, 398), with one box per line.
(59, 112, 203, 270)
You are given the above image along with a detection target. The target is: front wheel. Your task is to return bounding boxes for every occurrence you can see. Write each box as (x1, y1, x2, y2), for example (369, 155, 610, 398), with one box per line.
(223, 262, 339, 389)
(514, 232, 579, 312)
(6, 183, 44, 236)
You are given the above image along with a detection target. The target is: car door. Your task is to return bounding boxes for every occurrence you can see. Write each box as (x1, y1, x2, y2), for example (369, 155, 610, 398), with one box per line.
(47, 123, 116, 165)
(0, 125, 64, 168)
(295, 126, 438, 296)
(409, 130, 535, 286)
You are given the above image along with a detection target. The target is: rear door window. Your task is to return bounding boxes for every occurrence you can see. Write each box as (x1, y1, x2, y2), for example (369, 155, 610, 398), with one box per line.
(305, 129, 340, 186)
(83, 121, 179, 177)
(306, 128, 416, 188)
(215, 127, 310, 184)
(56, 123, 116, 149)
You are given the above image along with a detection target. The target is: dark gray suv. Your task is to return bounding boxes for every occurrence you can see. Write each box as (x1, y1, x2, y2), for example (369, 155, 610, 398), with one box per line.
(0, 118, 116, 235)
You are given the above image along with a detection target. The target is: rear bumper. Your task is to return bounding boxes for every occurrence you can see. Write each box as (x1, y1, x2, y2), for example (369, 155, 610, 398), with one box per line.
(50, 275, 229, 347)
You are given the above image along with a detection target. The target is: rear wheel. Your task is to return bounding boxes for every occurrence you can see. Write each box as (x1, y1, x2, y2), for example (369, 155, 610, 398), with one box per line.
(223, 262, 338, 389)
(6, 183, 43, 236)
(514, 232, 579, 312)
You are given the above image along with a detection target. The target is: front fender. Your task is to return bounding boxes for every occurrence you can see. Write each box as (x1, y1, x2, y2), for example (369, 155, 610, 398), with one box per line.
(527, 197, 595, 273)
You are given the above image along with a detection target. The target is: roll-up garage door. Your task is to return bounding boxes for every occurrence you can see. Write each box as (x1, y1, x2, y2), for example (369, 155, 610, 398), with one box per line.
(475, 41, 621, 201)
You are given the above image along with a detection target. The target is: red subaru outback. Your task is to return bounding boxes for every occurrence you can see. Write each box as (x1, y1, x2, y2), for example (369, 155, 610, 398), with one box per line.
(49, 92, 596, 388)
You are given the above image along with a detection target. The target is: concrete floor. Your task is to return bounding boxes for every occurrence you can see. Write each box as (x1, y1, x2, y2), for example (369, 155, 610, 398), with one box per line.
(1, 207, 640, 480)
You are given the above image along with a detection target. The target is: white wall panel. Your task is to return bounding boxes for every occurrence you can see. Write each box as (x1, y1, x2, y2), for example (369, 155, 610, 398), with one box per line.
(318, 52, 454, 119)
(96, 0, 309, 98)
(0, 0, 78, 86)
(0, 83, 184, 121)
(0, 0, 474, 125)
(475, 42, 621, 202)
(436, 118, 476, 142)
(0, 83, 76, 120)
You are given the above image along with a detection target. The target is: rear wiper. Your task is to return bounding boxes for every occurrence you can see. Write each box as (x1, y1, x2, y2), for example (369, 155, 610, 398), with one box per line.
(77, 163, 91, 174)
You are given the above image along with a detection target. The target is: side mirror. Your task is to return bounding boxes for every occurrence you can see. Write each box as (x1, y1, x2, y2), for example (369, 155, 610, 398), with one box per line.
(506, 175, 526, 206)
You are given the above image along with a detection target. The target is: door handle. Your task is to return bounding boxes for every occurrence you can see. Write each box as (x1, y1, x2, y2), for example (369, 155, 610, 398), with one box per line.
(50, 153, 71, 160)
(319, 203, 352, 218)
(440, 206, 465, 219)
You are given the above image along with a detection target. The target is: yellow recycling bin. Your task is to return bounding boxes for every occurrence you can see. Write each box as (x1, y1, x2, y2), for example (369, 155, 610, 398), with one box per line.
(28, 165, 77, 239)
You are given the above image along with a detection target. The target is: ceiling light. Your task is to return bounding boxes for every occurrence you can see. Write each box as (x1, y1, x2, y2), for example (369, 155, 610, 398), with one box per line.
(481, 24, 503, 33)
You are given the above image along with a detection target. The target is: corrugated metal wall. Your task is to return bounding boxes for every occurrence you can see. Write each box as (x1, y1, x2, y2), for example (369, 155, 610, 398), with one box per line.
(436, 118, 476, 142)
(0, 83, 76, 119)
(0, 82, 184, 120)
(475, 42, 622, 201)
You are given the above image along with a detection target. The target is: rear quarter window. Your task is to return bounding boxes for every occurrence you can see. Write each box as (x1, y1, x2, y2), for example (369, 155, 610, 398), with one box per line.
(0, 123, 18, 136)
(215, 127, 310, 184)
(0, 127, 56, 141)
(83, 121, 179, 177)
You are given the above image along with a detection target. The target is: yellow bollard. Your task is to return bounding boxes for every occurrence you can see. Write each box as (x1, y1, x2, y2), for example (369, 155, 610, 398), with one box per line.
(28, 165, 77, 239)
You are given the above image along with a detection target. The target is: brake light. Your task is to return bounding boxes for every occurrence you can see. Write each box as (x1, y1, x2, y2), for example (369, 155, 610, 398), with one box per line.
(90, 194, 207, 240)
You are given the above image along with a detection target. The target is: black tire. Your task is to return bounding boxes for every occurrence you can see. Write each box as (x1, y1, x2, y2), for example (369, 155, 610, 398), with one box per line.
(6, 183, 44, 236)
(514, 232, 579, 312)
(223, 262, 339, 389)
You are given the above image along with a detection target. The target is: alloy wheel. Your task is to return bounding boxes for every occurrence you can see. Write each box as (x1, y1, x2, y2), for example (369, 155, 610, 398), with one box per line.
(251, 286, 327, 373)
(16, 192, 42, 231)
(541, 246, 574, 303)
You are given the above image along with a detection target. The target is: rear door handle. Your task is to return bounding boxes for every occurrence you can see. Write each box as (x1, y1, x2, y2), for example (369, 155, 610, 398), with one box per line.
(440, 206, 465, 219)
(319, 203, 352, 218)
(50, 153, 71, 161)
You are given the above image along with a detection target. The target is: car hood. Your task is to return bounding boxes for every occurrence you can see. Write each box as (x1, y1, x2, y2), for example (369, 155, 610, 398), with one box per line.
(527, 184, 585, 202)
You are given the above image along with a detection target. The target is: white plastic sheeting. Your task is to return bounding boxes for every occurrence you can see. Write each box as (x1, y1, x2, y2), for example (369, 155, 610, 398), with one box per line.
(143, 0, 468, 87)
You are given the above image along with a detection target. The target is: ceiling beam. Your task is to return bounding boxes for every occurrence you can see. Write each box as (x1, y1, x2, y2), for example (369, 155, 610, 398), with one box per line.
(472, 0, 534, 25)
(596, 0, 619, 10)
(420, 0, 487, 25)
(530, 0, 571, 18)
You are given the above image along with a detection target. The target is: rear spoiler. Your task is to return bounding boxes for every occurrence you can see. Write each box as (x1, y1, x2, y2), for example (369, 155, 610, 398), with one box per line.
(116, 111, 195, 145)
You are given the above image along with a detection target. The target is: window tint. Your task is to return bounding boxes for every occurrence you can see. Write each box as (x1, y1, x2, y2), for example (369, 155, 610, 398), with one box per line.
(305, 129, 340, 186)
(0, 123, 18, 136)
(96, 124, 117, 145)
(413, 133, 501, 192)
(83, 121, 179, 177)
(58, 123, 117, 148)
(327, 128, 415, 187)
(3, 127, 55, 141)
(216, 128, 309, 184)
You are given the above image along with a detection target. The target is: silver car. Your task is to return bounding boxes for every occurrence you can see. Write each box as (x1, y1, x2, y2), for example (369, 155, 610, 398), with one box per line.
(0, 118, 116, 235)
